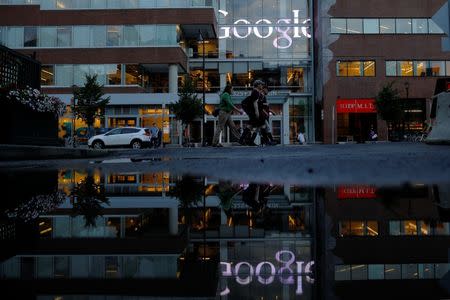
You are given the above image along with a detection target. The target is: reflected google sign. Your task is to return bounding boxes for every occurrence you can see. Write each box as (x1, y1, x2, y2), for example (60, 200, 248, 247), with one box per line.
(219, 10, 311, 49)
(220, 250, 314, 296)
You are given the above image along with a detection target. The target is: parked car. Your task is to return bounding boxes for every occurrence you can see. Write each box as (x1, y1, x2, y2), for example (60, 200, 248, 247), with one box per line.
(88, 127, 151, 149)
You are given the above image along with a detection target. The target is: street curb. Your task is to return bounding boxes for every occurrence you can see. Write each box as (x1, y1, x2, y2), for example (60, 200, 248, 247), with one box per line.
(0, 144, 113, 161)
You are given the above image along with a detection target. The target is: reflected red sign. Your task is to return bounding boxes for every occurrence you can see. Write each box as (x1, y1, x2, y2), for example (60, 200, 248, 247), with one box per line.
(447, 82, 450, 91)
(338, 186, 377, 199)
(336, 99, 376, 113)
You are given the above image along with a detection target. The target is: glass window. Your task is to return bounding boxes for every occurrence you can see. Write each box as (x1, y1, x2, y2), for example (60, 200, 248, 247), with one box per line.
(73, 26, 90, 47)
(39, 27, 57, 47)
(73, 0, 91, 8)
(107, 25, 122, 46)
(418, 221, 431, 235)
(403, 220, 417, 235)
(0, 27, 6, 46)
(90, 64, 106, 85)
(366, 220, 378, 235)
(74, 64, 91, 85)
(54, 256, 70, 278)
(347, 19, 363, 34)
(428, 19, 444, 34)
(55, 64, 74, 86)
(430, 61, 445, 76)
(402, 264, 418, 279)
(56, 0, 72, 8)
(436, 263, 450, 278)
(389, 220, 401, 235)
(139, 0, 156, 8)
(414, 61, 428, 77)
(368, 265, 384, 280)
(7, 27, 23, 48)
(419, 264, 434, 279)
(157, 25, 176, 45)
(91, 0, 106, 8)
(350, 221, 364, 235)
(124, 0, 138, 7)
(363, 19, 379, 34)
(386, 61, 397, 76)
(339, 221, 351, 236)
(57, 26, 72, 47)
(396, 19, 412, 34)
(107, 0, 121, 8)
(330, 18, 346, 34)
(347, 61, 361, 76)
(434, 222, 450, 235)
(398, 61, 413, 77)
(337, 61, 347, 76)
(412, 19, 428, 34)
(90, 26, 106, 47)
(380, 19, 395, 34)
(447, 61, 450, 76)
(139, 25, 156, 46)
(385, 264, 401, 279)
(157, 0, 169, 7)
(123, 25, 139, 46)
(24, 26, 37, 47)
(106, 64, 122, 85)
(363, 61, 375, 77)
(125, 64, 140, 85)
(41, 65, 55, 86)
(351, 265, 367, 280)
(335, 265, 350, 281)
(41, 0, 56, 9)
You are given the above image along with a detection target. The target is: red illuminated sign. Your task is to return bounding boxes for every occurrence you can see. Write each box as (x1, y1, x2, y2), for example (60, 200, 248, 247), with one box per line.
(336, 99, 377, 113)
(338, 186, 377, 199)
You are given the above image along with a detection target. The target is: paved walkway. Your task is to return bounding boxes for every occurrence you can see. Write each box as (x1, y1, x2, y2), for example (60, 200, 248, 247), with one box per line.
(1, 143, 449, 186)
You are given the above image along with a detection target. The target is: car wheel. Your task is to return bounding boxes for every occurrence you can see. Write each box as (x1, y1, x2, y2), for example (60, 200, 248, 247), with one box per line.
(131, 139, 142, 149)
(92, 140, 104, 149)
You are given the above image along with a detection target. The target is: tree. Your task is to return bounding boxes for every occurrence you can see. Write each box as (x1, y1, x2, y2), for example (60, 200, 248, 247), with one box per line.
(70, 175, 109, 227)
(375, 81, 404, 140)
(73, 74, 110, 137)
(168, 76, 203, 142)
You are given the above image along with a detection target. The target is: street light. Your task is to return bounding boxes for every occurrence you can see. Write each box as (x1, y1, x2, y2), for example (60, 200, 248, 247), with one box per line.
(198, 30, 206, 146)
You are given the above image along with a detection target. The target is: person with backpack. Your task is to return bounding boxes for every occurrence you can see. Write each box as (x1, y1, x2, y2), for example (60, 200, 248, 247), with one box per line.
(212, 84, 243, 147)
(239, 80, 270, 146)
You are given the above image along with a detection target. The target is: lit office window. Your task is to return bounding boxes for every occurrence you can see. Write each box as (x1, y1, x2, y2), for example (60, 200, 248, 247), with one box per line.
(106, 64, 122, 85)
(379, 19, 395, 33)
(107, 25, 122, 47)
(39, 27, 57, 47)
(430, 61, 445, 76)
(398, 61, 413, 76)
(418, 221, 431, 235)
(412, 18, 428, 34)
(41, 65, 55, 86)
(24, 26, 37, 47)
(347, 61, 362, 76)
(396, 19, 412, 34)
(363, 61, 375, 76)
(347, 19, 363, 34)
(57, 26, 72, 47)
(363, 19, 379, 34)
(55, 64, 74, 86)
(414, 61, 428, 77)
(125, 64, 140, 85)
(330, 18, 346, 34)
(337, 61, 375, 77)
(56, 0, 72, 8)
(403, 220, 417, 235)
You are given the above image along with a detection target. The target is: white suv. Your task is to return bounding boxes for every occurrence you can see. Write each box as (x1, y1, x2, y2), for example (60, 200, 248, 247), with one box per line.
(88, 127, 151, 149)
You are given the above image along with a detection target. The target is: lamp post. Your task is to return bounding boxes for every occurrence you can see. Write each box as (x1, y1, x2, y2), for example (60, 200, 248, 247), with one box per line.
(404, 81, 409, 135)
(198, 30, 206, 146)
(71, 85, 78, 148)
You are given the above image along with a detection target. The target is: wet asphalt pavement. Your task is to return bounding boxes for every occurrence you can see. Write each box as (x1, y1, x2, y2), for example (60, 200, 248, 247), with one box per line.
(1, 143, 449, 185)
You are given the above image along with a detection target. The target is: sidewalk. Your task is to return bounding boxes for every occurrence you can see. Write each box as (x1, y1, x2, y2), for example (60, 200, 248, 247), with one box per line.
(0, 144, 112, 161)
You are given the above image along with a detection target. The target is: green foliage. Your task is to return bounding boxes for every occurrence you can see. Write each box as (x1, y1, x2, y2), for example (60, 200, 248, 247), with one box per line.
(375, 81, 403, 122)
(73, 74, 110, 128)
(168, 76, 203, 126)
(70, 175, 109, 227)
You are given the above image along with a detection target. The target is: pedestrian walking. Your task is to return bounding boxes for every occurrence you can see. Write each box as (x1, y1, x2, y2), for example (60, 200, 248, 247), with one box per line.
(212, 84, 243, 147)
(150, 123, 159, 148)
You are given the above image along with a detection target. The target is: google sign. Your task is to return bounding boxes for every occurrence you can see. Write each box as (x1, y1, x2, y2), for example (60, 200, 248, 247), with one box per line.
(219, 250, 314, 296)
(218, 10, 311, 49)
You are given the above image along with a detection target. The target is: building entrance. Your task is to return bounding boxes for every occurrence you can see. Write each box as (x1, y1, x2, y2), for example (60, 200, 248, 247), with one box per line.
(336, 99, 377, 143)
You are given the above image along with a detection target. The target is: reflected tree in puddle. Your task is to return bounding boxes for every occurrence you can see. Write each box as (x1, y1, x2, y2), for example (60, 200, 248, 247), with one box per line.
(70, 174, 109, 227)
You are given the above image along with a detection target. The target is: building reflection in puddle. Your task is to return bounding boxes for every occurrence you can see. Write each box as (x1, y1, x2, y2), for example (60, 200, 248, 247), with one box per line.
(1, 170, 450, 299)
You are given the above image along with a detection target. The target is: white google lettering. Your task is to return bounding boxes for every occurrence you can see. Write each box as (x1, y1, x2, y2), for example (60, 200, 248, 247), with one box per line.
(219, 9, 311, 49)
(220, 250, 314, 296)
